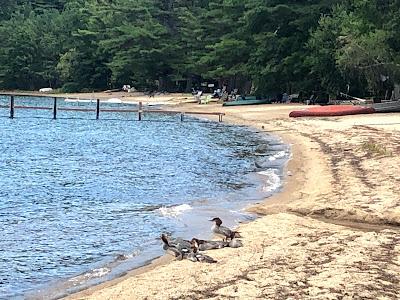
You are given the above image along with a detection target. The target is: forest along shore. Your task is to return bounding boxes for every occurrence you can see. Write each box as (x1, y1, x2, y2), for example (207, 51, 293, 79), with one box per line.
(69, 103, 400, 300)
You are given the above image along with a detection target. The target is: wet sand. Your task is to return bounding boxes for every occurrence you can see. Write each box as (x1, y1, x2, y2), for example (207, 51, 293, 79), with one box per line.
(63, 96, 400, 299)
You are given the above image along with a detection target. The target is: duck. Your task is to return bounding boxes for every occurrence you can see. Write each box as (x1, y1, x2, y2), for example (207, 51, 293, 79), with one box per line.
(228, 238, 243, 248)
(188, 240, 217, 263)
(161, 234, 184, 260)
(161, 234, 217, 263)
(209, 217, 240, 241)
(165, 235, 192, 253)
(190, 238, 228, 251)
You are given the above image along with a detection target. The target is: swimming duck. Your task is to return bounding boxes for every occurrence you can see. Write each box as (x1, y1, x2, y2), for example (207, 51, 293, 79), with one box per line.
(210, 217, 240, 241)
(190, 238, 228, 251)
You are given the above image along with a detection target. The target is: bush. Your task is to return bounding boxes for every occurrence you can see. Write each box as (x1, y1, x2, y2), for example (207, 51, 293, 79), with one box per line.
(61, 82, 81, 93)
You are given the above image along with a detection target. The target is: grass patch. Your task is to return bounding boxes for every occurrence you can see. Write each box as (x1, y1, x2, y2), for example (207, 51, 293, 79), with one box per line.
(361, 140, 393, 157)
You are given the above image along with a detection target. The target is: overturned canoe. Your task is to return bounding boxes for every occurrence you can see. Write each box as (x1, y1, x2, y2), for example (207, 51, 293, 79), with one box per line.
(289, 105, 375, 118)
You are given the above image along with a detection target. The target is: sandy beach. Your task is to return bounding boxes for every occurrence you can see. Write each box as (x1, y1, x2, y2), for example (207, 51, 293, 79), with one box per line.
(61, 95, 400, 299)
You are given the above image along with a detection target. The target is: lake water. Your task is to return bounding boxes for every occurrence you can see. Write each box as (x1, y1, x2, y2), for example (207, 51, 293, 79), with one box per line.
(0, 96, 289, 299)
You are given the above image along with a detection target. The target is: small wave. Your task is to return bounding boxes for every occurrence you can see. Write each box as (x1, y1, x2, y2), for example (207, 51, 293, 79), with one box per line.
(257, 169, 281, 193)
(68, 267, 111, 285)
(115, 250, 140, 261)
(268, 150, 287, 161)
(88, 268, 110, 278)
(157, 204, 193, 217)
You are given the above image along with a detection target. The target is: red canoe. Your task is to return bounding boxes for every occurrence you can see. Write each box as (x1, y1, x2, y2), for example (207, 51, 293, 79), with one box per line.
(289, 105, 375, 118)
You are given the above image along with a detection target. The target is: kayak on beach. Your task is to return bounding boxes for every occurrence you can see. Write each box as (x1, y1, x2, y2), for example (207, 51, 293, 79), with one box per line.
(223, 96, 271, 106)
(289, 105, 375, 117)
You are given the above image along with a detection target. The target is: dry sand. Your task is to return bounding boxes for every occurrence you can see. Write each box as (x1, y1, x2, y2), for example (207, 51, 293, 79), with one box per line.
(65, 97, 399, 299)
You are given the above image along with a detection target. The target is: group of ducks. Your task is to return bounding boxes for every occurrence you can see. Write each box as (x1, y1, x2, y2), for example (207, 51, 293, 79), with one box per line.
(161, 217, 242, 263)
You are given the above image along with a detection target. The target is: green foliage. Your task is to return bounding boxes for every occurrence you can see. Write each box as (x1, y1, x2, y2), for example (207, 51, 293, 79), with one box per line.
(0, 0, 399, 97)
(361, 140, 393, 157)
(308, 0, 400, 97)
(0, 8, 65, 89)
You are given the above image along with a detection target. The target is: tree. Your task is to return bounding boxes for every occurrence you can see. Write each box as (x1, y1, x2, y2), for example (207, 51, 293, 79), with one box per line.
(0, 8, 65, 89)
(1, 0, 399, 96)
(245, 0, 336, 96)
(198, 0, 251, 91)
(309, 1, 400, 97)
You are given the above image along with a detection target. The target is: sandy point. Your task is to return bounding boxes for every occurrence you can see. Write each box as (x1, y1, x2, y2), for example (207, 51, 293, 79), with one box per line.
(65, 101, 400, 300)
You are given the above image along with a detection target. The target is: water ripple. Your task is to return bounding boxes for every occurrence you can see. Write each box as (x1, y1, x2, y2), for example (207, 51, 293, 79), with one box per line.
(0, 97, 289, 299)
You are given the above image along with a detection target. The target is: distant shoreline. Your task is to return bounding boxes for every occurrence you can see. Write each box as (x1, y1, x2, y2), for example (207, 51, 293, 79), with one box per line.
(0, 90, 195, 105)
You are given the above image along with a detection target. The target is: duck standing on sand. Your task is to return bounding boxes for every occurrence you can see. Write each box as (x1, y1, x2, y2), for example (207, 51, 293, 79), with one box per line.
(209, 217, 240, 241)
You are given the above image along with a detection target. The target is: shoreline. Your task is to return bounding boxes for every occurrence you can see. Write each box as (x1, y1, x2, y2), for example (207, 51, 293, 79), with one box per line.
(2, 92, 288, 297)
(57, 108, 291, 300)
(31, 97, 399, 299)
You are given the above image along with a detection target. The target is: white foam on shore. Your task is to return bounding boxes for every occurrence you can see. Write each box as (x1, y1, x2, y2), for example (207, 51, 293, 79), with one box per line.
(88, 268, 110, 278)
(258, 169, 281, 193)
(69, 267, 111, 285)
(107, 98, 122, 103)
(158, 204, 193, 217)
(268, 150, 287, 161)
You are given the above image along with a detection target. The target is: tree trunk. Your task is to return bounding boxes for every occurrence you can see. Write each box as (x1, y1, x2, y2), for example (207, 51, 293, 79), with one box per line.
(185, 76, 193, 93)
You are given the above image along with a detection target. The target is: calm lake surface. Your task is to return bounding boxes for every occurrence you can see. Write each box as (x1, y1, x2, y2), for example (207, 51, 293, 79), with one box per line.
(0, 96, 289, 299)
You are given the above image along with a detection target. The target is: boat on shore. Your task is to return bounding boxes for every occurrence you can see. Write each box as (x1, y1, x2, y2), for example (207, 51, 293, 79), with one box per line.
(223, 96, 271, 107)
(289, 105, 375, 117)
(371, 100, 400, 113)
(336, 92, 400, 113)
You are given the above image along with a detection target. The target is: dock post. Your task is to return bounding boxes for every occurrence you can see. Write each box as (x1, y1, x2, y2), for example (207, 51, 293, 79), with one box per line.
(53, 97, 57, 119)
(180, 113, 184, 122)
(219, 114, 222, 122)
(138, 102, 142, 121)
(10, 95, 14, 119)
(96, 99, 100, 120)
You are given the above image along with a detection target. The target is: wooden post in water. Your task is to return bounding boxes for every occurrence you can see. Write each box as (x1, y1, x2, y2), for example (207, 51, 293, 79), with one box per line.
(138, 101, 143, 121)
(96, 99, 100, 120)
(53, 97, 57, 119)
(180, 113, 184, 122)
(9, 95, 14, 119)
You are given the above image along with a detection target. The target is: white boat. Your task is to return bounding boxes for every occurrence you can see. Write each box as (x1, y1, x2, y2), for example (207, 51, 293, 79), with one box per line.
(145, 102, 165, 107)
(39, 87, 53, 93)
